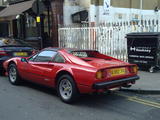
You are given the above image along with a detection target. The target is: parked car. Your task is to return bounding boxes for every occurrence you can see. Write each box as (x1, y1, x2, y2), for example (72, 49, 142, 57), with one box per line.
(0, 38, 35, 75)
(3, 48, 139, 103)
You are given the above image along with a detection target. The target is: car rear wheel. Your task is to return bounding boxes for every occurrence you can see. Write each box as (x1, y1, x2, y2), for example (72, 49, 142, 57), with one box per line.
(8, 63, 21, 85)
(57, 75, 79, 103)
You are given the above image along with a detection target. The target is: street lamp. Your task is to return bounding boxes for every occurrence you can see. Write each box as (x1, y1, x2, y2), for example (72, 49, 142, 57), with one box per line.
(140, 0, 143, 21)
(36, 0, 43, 49)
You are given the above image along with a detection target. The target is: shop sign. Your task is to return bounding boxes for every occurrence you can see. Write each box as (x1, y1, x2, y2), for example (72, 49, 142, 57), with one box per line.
(103, 0, 110, 15)
(36, 16, 40, 23)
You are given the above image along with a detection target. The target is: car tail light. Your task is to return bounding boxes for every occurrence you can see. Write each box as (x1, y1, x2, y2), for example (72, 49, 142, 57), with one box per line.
(0, 48, 7, 56)
(96, 70, 107, 79)
(129, 66, 138, 74)
(96, 71, 103, 79)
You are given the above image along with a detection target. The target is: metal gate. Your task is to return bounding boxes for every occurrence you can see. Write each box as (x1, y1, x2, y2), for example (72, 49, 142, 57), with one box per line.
(59, 20, 160, 61)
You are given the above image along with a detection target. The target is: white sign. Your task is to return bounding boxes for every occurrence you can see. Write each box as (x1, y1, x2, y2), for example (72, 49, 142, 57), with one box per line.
(103, 0, 110, 15)
(130, 47, 152, 53)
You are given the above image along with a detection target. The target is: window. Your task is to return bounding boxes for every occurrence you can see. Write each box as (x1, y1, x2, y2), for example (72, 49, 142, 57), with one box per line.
(72, 51, 88, 58)
(25, 13, 38, 38)
(31, 51, 57, 62)
(71, 51, 101, 58)
(54, 53, 65, 63)
(28, 54, 38, 61)
(43, 5, 53, 37)
(71, 10, 88, 23)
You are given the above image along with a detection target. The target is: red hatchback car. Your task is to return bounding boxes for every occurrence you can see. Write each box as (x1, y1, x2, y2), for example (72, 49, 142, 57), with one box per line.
(3, 48, 139, 103)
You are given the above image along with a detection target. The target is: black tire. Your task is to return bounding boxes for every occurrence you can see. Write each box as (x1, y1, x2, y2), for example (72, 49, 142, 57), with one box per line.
(8, 63, 21, 85)
(57, 74, 79, 103)
(149, 66, 160, 73)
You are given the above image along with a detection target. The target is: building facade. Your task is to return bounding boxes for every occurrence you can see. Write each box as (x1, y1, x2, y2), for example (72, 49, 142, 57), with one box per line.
(1, 0, 160, 48)
(0, 0, 8, 37)
(0, 0, 6, 6)
(0, 0, 63, 48)
(63, 0, 160, 25)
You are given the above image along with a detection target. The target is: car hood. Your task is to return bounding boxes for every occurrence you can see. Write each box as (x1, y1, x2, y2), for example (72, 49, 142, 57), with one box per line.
(87, 59, 129, 69)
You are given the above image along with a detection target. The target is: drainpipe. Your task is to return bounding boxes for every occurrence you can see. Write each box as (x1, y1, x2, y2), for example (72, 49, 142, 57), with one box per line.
(140, 0, 143, 21)
(129, 0, 132, 21)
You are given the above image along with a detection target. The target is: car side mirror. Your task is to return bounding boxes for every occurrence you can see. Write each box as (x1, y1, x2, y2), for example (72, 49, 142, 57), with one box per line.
(21, 58, 28, 63)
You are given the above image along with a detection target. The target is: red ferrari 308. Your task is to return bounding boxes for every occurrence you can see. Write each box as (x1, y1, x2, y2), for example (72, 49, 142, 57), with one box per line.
(3, 48, 139, 103)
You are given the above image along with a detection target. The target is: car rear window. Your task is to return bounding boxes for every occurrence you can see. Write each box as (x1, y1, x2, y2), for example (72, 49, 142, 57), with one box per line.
(71, 50, 112, 61)
(71, 51, 99, 58)
(72, 51, 88, 58)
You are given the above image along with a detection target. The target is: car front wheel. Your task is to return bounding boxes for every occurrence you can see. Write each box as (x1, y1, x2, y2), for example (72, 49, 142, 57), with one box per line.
(8, 63, 21, 85)
(57, 75, 79, 103)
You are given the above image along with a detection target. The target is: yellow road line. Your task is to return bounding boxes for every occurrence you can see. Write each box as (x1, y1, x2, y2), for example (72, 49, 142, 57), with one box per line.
(116, 93, 160, 109)
(128, 97, 160, 109)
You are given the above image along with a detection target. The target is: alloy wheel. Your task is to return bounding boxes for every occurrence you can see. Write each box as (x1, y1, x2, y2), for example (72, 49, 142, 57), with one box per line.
(59, 78, 73, 100)
(9, 66, 17, 83)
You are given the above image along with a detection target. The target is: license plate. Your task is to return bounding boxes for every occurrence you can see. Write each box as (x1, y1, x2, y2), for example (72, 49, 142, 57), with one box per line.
(14, 52, 28, 56)
(109, 68, 126, 77)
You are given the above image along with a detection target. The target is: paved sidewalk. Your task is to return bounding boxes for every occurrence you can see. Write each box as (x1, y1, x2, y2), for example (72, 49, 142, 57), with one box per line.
(121, 70, 160, 94)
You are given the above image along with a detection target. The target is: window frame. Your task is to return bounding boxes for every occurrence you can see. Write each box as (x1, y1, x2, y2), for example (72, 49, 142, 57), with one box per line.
(52, 53, 66, 63)
(28, 50, 58, 62)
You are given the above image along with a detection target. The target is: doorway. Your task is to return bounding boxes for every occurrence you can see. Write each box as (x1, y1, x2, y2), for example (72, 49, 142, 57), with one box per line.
(0, 22, 9, 37)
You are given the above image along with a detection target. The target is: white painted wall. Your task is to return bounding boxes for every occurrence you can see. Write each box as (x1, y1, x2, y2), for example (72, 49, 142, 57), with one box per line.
(63, 6, 83, 25)
(79, 0, 90, 8)
(0, 0, 3, 6)
(96, 6, 158, 23)
(63, 0, 160, 25)
(63, 0, 88, 25)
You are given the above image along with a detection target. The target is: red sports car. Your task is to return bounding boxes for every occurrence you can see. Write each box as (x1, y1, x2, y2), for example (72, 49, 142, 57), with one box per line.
(3, 48, 139, 103)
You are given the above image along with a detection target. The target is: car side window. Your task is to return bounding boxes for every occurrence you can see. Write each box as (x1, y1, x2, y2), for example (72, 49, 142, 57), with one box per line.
(53, 53, 65, 63)
(33, 51, 57, 62)
(28, 54, 38, 61)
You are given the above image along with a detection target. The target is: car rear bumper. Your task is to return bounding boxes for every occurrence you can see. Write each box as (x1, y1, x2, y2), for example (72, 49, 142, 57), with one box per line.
(92, 75, 139, 89)
(0, 56, 10, 70)
(0, 60, 4, 70)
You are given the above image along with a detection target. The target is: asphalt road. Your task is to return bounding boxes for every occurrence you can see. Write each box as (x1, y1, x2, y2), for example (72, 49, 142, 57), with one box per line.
(0, 76, 160, 120)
